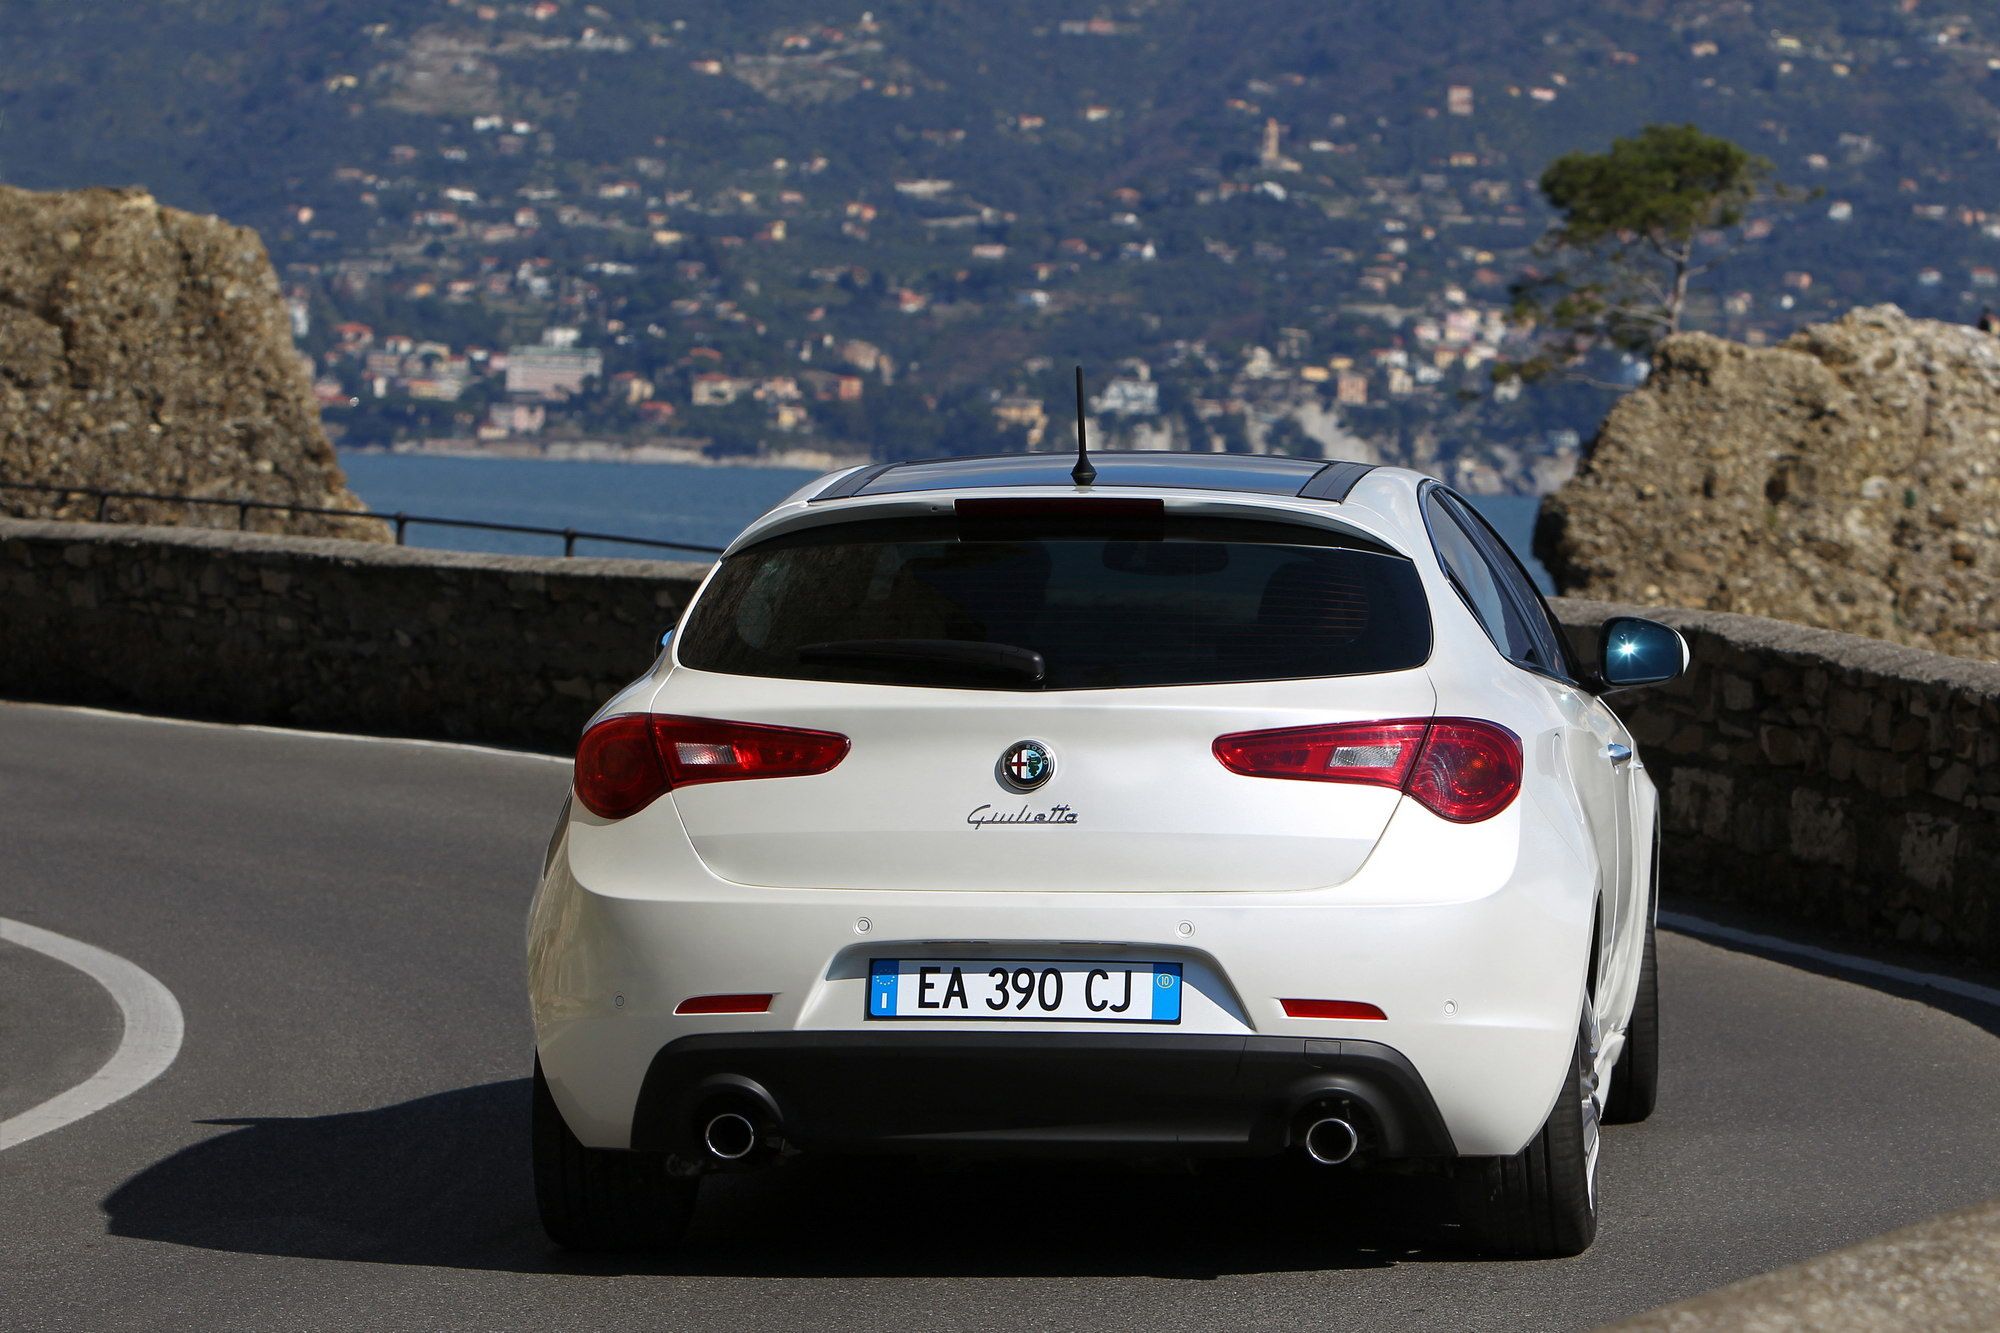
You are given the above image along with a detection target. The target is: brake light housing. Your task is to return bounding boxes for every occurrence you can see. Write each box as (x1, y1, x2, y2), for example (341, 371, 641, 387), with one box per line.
(1406, 720, 1524, 824)
(574, 714, 850, 819)
(1214, 717, 1521, 823)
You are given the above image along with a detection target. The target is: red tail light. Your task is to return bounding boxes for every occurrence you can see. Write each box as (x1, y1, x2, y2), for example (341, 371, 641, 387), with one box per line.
(1213, 717, 1520, 823)
(574, 714, 850, 819)
(1212, 721, 1429, 788)
(1406, 720, 1523, 823)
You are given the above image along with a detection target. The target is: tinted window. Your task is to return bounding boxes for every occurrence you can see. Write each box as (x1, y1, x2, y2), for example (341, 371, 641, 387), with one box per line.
(1425, 491, 1554, 671)
(680, 520, 1432, 690)
(1447, 494, 1575, 679)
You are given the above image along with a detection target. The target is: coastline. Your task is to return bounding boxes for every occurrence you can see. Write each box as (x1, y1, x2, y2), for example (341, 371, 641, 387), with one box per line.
(338, 438, 862, 472)
(338, 438, 1561, 499)
(331, 448, 1549, 585)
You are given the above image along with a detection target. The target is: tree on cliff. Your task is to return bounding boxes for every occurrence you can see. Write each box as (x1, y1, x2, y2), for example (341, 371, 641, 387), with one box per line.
(1500, 124, 1797, 387)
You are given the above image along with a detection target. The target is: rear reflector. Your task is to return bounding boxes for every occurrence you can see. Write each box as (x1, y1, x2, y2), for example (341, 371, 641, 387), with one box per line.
(1213, 717, 1521, 823)
(674, 993, 774, 1015)
(1281, 998, 1388, 1021)
(574, 714, 850, 819)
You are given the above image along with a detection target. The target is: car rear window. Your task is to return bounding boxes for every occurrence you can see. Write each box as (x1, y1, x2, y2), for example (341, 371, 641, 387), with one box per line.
(678, 515, 1432, 690)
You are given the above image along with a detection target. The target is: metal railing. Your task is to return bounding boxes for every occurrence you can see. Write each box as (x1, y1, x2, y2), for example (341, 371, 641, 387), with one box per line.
(0, 479, 726, 558)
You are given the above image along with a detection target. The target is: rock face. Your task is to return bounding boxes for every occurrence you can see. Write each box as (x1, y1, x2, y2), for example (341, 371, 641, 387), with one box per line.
(1538, 306, 2000, 661)
(0, 185, 379, 540)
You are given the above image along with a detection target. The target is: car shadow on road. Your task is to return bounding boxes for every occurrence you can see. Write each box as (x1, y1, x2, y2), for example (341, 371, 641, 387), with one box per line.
(102, 1079, 1466, 1278)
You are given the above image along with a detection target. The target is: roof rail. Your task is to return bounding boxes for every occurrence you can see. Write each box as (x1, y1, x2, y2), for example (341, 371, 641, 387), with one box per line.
(812, 461, 898, 501)
(1296, 460, 1377, 502)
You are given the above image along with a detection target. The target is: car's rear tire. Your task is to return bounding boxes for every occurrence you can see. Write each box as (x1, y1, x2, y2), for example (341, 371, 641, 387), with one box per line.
(1454, 1010, 1601, 1258)
(1603, 904, 1660, 1125)
(532, 1057, 697, 1252)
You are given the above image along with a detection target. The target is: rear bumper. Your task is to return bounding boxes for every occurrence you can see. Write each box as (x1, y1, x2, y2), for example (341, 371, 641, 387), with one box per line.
(632, 1031, 1454, 1160)
(530, 795, 1599, 1158)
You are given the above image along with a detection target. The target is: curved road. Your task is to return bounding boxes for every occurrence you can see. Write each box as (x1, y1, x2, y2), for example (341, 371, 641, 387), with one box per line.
(4, 702, 1998, 1331)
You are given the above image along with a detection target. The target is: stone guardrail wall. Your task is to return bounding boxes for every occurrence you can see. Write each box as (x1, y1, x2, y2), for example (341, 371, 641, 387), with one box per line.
(1552, 599, 2000, 969)
(3, 517, 1996, 966)
(0, 517, 708, 754)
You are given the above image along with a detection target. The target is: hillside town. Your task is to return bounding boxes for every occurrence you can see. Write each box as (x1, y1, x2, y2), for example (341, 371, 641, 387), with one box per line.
(260, 1, 2000, 491)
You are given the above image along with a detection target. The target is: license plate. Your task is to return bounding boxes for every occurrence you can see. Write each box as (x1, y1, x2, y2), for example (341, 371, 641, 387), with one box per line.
(866, 959, 1182, 1023)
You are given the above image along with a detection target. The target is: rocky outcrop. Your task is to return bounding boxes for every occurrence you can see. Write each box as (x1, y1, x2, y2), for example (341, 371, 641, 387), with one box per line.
(1538, 306, 1999, 661)
(0, 185, 379, 539)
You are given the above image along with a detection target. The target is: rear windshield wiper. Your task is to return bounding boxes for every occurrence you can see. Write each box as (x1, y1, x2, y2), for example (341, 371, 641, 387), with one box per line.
(797, 639, 1047, 684)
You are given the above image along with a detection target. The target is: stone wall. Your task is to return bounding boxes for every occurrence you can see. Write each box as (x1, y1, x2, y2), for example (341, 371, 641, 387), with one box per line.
(1553, 599, 2000, 966)
(0, 517, 706, 753)
(4, 517, 1996, 965)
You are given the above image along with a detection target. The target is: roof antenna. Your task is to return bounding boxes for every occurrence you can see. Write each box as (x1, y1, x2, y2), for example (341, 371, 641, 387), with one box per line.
(1071, 364, 1096, 486)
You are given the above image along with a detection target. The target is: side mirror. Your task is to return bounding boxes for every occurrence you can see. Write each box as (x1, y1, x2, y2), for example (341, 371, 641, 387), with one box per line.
(1598, 616, 1689, 691)
(657, 629, 675, 657)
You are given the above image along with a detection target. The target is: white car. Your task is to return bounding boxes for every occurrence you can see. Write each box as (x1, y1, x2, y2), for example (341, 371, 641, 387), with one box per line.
(526, 451, 1687, 1257)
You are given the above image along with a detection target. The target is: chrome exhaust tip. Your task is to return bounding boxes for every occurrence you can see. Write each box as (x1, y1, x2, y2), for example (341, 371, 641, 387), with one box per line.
(703, 1110, 758, 1162)
(1303, 1116, 1360, 1166)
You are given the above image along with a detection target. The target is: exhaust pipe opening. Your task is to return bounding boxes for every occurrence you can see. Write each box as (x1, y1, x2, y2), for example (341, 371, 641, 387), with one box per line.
(703, 1110, 758, 1162)
(1303, 1116, 1360, 1166)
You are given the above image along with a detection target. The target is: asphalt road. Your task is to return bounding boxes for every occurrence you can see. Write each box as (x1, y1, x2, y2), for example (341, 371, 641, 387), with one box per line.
(4, 702, 1999, 1332)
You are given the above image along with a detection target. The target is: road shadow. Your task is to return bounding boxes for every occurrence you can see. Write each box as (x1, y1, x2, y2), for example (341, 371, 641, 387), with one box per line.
(103, 1079, 1464, 1277)
(1661, 915, 2000, 1042)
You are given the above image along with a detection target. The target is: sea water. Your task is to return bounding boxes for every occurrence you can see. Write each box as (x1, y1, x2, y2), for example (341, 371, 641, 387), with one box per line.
(336, 452, 1548, 588)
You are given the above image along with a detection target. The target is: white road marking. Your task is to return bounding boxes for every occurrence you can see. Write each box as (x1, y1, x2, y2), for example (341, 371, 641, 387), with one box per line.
(0, 700, 570, 765)
(0, 918, 186, 1152)
(1663, 911, 2000, 1013)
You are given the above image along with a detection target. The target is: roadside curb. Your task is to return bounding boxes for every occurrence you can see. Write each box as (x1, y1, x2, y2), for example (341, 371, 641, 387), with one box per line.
(1603, 1195, 2000, 1331)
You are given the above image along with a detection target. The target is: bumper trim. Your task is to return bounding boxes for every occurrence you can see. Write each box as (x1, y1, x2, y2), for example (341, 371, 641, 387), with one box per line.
(629, 1031, 1457, 1160)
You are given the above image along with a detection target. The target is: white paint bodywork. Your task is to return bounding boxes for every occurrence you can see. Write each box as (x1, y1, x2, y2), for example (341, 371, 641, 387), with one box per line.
(528, 466, 1661, 1160)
